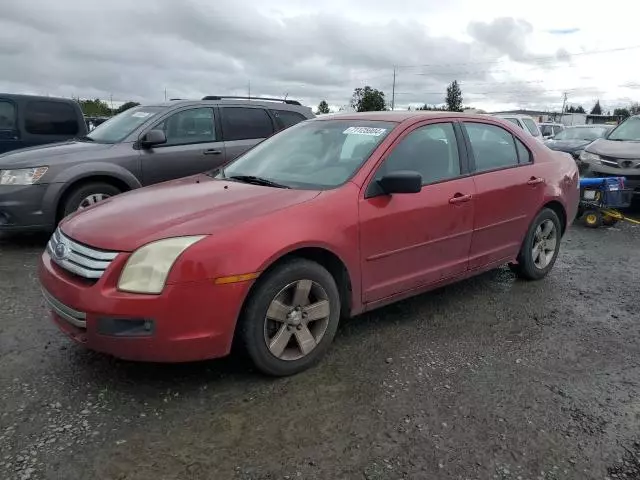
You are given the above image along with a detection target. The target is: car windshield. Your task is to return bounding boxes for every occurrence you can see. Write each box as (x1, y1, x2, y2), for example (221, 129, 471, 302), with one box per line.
(86, 106, 165, 143)
(607, 116, 640, 141)
(218, 119, 396, 189)
(554, 126, 610, 141)
(539, 125, 554, 136)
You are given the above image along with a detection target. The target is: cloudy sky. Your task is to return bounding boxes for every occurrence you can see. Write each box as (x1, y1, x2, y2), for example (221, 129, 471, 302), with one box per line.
(2, 0, 639, 113)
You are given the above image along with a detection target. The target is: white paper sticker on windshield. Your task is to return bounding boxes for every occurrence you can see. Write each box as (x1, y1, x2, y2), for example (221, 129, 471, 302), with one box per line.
(131, 112, 152, 118)
(343, 127, 387, 136)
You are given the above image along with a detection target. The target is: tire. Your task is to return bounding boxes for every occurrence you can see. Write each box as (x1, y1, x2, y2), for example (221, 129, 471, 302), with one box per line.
(602, 215, 618, 227)
(61, 182, 121, 218)
(240, 258, 341, 376)
(582, 209, 602, 228)
(509, 208, 562, 281)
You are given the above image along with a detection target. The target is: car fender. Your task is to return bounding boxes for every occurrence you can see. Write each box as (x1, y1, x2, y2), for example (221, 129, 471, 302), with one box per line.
(43, 163, 142, 220)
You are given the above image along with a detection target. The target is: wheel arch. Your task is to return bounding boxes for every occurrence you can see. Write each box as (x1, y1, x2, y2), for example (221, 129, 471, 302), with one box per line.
(252, 246, 355, 320)
(542, 199, 567, 235)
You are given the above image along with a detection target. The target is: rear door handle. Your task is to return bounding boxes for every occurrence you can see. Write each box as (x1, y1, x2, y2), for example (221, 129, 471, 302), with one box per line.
(203, 149, 223, 155)
(449, 193, 473, 204)
(527, 177, 545, 185)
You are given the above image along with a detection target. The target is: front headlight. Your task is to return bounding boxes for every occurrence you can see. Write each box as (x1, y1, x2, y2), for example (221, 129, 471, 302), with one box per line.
(117, 236, 206, 294)
(0, 167, 48, 185)
(579, 151, 600, 162)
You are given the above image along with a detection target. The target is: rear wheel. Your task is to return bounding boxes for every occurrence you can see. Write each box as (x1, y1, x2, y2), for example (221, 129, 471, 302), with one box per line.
(509, 208, 561, 281)
(240, 258, 341, 376)
(582, 209, 602, 228)
(61, 182, 121, 218)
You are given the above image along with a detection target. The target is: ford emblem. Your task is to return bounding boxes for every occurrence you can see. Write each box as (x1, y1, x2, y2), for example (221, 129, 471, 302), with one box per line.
(54, 242, 68, 261)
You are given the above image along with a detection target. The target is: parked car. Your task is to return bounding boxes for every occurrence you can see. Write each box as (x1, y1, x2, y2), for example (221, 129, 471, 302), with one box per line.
(0, 96, 314, 232)
(539, 122, 564, 139)
(494, 114, 544, 142)
(39, 112, 579, 376)
(0, 93, 87, 154)
(579, 115, 640, 197)
(545, 124, 612, 164)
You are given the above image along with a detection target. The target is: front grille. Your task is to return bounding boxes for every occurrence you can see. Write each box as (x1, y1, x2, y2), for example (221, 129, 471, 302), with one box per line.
(47, 228, 118, 280)
(42, 288, 87, 329)
(600, 155, 640, 169)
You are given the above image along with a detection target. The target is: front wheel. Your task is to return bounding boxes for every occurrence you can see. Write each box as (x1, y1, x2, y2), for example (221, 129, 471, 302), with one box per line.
(509, 208, 562, 281)
(240, 258, 341, 376)
(61, 182, 121, 218)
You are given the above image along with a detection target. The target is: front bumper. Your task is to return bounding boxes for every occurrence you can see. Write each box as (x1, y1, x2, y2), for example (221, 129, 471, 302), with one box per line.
(581, 162, 640, 194)
(38, 250, 251, 362)
(0, 184, 55, 231)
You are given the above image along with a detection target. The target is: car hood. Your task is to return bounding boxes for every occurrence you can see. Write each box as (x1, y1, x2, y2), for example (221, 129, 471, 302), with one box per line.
(586, 138, 640, 158)
(60, 175, 321, 251)
(545, 139, 590, 151)
(0, 140, 114, 168)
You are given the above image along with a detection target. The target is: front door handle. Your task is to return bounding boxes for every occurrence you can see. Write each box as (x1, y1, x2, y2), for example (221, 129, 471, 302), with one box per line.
(527, 176, 545, 185)
(203, 149, 223, 155)
(449, 193, 473, 204)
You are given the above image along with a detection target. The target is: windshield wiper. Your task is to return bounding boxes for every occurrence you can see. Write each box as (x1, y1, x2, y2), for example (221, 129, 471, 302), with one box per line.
(226, 175, 290, 189)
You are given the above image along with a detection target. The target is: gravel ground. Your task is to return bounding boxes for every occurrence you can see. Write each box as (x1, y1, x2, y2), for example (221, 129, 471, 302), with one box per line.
(1, 218, 639, 480)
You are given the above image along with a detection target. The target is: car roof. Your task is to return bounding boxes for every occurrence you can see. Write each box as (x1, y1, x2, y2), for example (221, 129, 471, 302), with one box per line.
(314, 111, 497, 124)
(0, 92, 76, 103)
(145, 98, 311, 113)
(495, 113, 535, 119)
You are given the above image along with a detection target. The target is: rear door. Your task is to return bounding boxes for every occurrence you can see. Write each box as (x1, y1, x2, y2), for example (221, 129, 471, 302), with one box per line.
(220, 106, 275, 161)
(462, 121, 546, 270)
(140, 106, 226, 185)
(0, 97, 20, 154)
(359, 121, 475, 303)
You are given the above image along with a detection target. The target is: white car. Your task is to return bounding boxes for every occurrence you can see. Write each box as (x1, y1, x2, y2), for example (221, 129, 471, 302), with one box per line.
(494, 114, 544, 142)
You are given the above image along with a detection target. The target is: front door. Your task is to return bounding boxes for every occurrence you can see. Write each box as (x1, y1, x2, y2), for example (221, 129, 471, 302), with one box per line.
(359, 121, 476, 304)
(461, 121, 546, 270)
(140, 107, 227, 186)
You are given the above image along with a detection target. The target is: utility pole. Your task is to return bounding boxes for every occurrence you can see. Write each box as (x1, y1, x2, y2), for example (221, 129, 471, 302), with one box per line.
(561, 91, 568, 117)
(391, 67, 397, 111)
(164, 88, 167, 101)
(248, 80, 251, 100)
(110, 94, 114, 116)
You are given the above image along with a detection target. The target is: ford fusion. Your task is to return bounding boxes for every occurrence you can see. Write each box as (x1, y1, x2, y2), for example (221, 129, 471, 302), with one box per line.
(39, 112, 579, 376)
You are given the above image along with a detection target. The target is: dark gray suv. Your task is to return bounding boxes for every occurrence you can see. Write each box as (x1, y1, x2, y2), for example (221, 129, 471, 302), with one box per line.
(0, 96, 314, 232)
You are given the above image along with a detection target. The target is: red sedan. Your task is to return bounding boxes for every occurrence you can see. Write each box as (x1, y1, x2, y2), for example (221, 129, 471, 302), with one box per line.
(39, 112, 579, 376)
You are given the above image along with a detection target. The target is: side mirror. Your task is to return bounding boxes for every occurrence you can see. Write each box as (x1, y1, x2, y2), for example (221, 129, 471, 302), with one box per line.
(140, 129, 167, 148)
(378, 171, 422, 195)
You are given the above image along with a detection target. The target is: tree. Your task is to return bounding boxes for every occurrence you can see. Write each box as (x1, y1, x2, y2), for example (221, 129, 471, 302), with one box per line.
(316, 100, 330, 115)
(445, 80, 463, 112)
(614, 108, 630, 119)
(575, 105, 586, 114)
(417, 104, 445, 111)
(78, 98, 112, 117)
(630, 102, 640, 115)
(590, 100, 603, 115)
(350, 86, 386, 112)
(565, 105, 575, 113)
(115, 101, 140, 114)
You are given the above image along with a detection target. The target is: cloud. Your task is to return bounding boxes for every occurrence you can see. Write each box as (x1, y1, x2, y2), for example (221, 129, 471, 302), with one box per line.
(547, 28, 580, 35)
(0, 1, 636, 112)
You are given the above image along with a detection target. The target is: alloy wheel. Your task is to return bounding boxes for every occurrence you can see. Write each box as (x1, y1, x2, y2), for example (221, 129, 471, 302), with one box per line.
(532, 219, 558, 269)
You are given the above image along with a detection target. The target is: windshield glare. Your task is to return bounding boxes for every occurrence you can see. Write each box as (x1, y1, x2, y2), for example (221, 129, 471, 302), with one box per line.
(554, 127, 610, 141)
(87, 106, 164, 143)
(219, 120, 396, 189)
(607, 117, 640, 141)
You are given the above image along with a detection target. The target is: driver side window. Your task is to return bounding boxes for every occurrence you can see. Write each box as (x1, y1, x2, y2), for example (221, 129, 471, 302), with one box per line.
(376, 123, 461, 186)
(153, 108, 216, 146)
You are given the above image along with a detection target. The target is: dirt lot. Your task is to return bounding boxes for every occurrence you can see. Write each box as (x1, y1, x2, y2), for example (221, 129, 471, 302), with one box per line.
(1, 220, 639, 480)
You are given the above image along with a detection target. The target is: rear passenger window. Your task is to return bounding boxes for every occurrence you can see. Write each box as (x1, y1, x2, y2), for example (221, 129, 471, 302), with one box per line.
(465, 123, 519, 172)
(272, 110, 306, 130)
(0, 101, 17, 130)
(25, 101, 79, 136)
(522, 118, 540, 137)
(515, 137, 532, 164)
(377, 123, 461, 185)
(222, 107, 274, 141)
